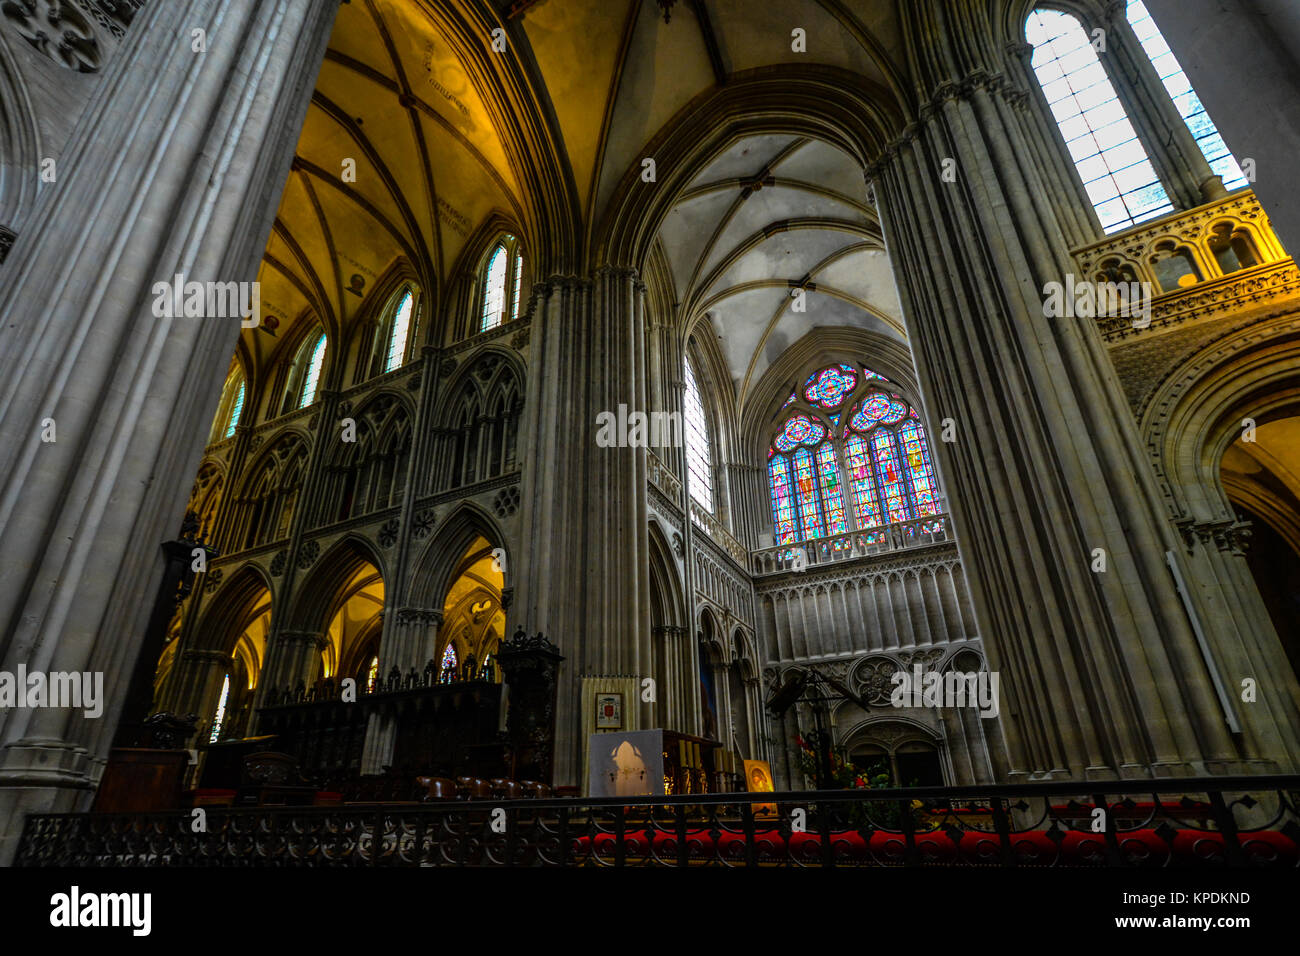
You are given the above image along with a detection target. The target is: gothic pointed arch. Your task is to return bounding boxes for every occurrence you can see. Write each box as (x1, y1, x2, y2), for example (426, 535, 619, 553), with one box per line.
(282, 533, 387, 635)
(192, 564, 275, 653)
(647, 519, 685, 630)
(353, 260, 423, 383)
(438, 347, 526, 490)
(233, 430, 312, 549)
(408, 502, 509, 612)
(318, 390, 414, 524)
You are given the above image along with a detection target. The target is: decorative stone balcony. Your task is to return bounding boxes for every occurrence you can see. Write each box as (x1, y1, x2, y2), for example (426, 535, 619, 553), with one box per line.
(647, 450, 682, 506)
(689, 499, 748, 566)
(1071, 189, 1297, 342)
(751, 509, 954, 577)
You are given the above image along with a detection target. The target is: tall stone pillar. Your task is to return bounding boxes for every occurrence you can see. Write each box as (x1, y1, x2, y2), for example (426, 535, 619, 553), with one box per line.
(514, 269, 652, 786)
(156, 649, 232, 735)
(874, 1, 1242, 781)
(0, 0, 338, 860)
(256, 630, 328, 708)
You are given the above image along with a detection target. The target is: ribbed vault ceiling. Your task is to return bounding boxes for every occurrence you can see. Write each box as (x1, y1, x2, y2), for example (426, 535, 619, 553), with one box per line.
(248, 0, 910, 400)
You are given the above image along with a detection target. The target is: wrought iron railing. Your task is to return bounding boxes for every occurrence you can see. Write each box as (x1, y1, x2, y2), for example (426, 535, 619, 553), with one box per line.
(16, 776, 1300, 867)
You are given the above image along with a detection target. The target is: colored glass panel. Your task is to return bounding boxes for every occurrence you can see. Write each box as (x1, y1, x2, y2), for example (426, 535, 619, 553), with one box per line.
(774, 414, 826, 452)
(1026, 8, 1173, 232)
(803, 365, 857, 409)
(684, 357, 714, 512)
(899, 422, 939, 517)
(440, 643, 458, 681)
(851, 392, 892, 431)
(872, 431, 910, 523)
(300, 333, 326, 408)
(224, 379, 244, 439)
(816, 441, 847, 535)
(845, 433, 883, 528)
(384, 289, 413, 372)
(1126, 1, 1247, 190)
(481, 245, 508, 331)
(792, 447, 825, 540)
(769, 455, 798, 544)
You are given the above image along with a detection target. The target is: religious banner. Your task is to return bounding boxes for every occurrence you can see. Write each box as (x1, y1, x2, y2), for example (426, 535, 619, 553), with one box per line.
(743, 759, 777, 817)
(587, 729, 665, 798)
(594, 692, 622, 729)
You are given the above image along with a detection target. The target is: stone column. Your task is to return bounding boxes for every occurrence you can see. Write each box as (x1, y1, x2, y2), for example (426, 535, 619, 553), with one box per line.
(514, 269, 652, 787)
(875, 2, 1241, 780)
(0, 0, 338, 860)
(387, 608, 442, 676)
(156, 649, 232, 737)
(256, 630, 328, 710)
(1174, 519, 1300, 770)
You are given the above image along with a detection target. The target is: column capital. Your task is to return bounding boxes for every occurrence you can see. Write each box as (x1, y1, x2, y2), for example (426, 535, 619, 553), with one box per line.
(395, 607, 442, 627)
(181, 649, 233, 666)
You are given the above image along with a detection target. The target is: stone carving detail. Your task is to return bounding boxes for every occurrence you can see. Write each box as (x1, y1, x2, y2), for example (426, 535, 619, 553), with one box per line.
(202, 567, 223, 594)
(439, 358, 456, 379)
(412, 509, 435, 539)
(2, 0, 141, 73)
(269, 549, 287, 577)
(395, 607, 441, 627)
(898, 648, 944, 672)
(406, 371, 421, 392)
(854, 656, 902, 706)
(510, 327, 530, 350)
(378, 518, 400, 548)
(296, 539, 320, 570)
(1176, 517, 1252, 556)
(492, 485, 519, 518)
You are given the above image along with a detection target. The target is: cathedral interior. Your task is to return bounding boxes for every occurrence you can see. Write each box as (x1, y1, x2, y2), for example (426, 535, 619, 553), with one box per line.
(1, 0, 1299, 873)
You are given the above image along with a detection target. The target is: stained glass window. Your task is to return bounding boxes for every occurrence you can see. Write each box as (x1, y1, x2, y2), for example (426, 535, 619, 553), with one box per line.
(766, 365, 942, 544)
(384, 289, 414, 372)
(774, 414, 826, 452)
(899, 422, 939, 517)
(845, 433, 882, 528)
(512, 254, 524, 321)
(769, 455, 798, 544)
(803, 365, 857, 409)
(209, 674, 230, 743)
(481, 245, 508, 331)
(1125, 1, 1247, 190)
(1026, 8, 1174, 233)
(219, 376, 244, 440)
(440, 643, 458, 682)
(792, 447, 825, 540)
(684, 357, 713, 512)
(873, 431, 910, 523)
(816, 442, 847, 535)
(299, 333, 326, 408)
